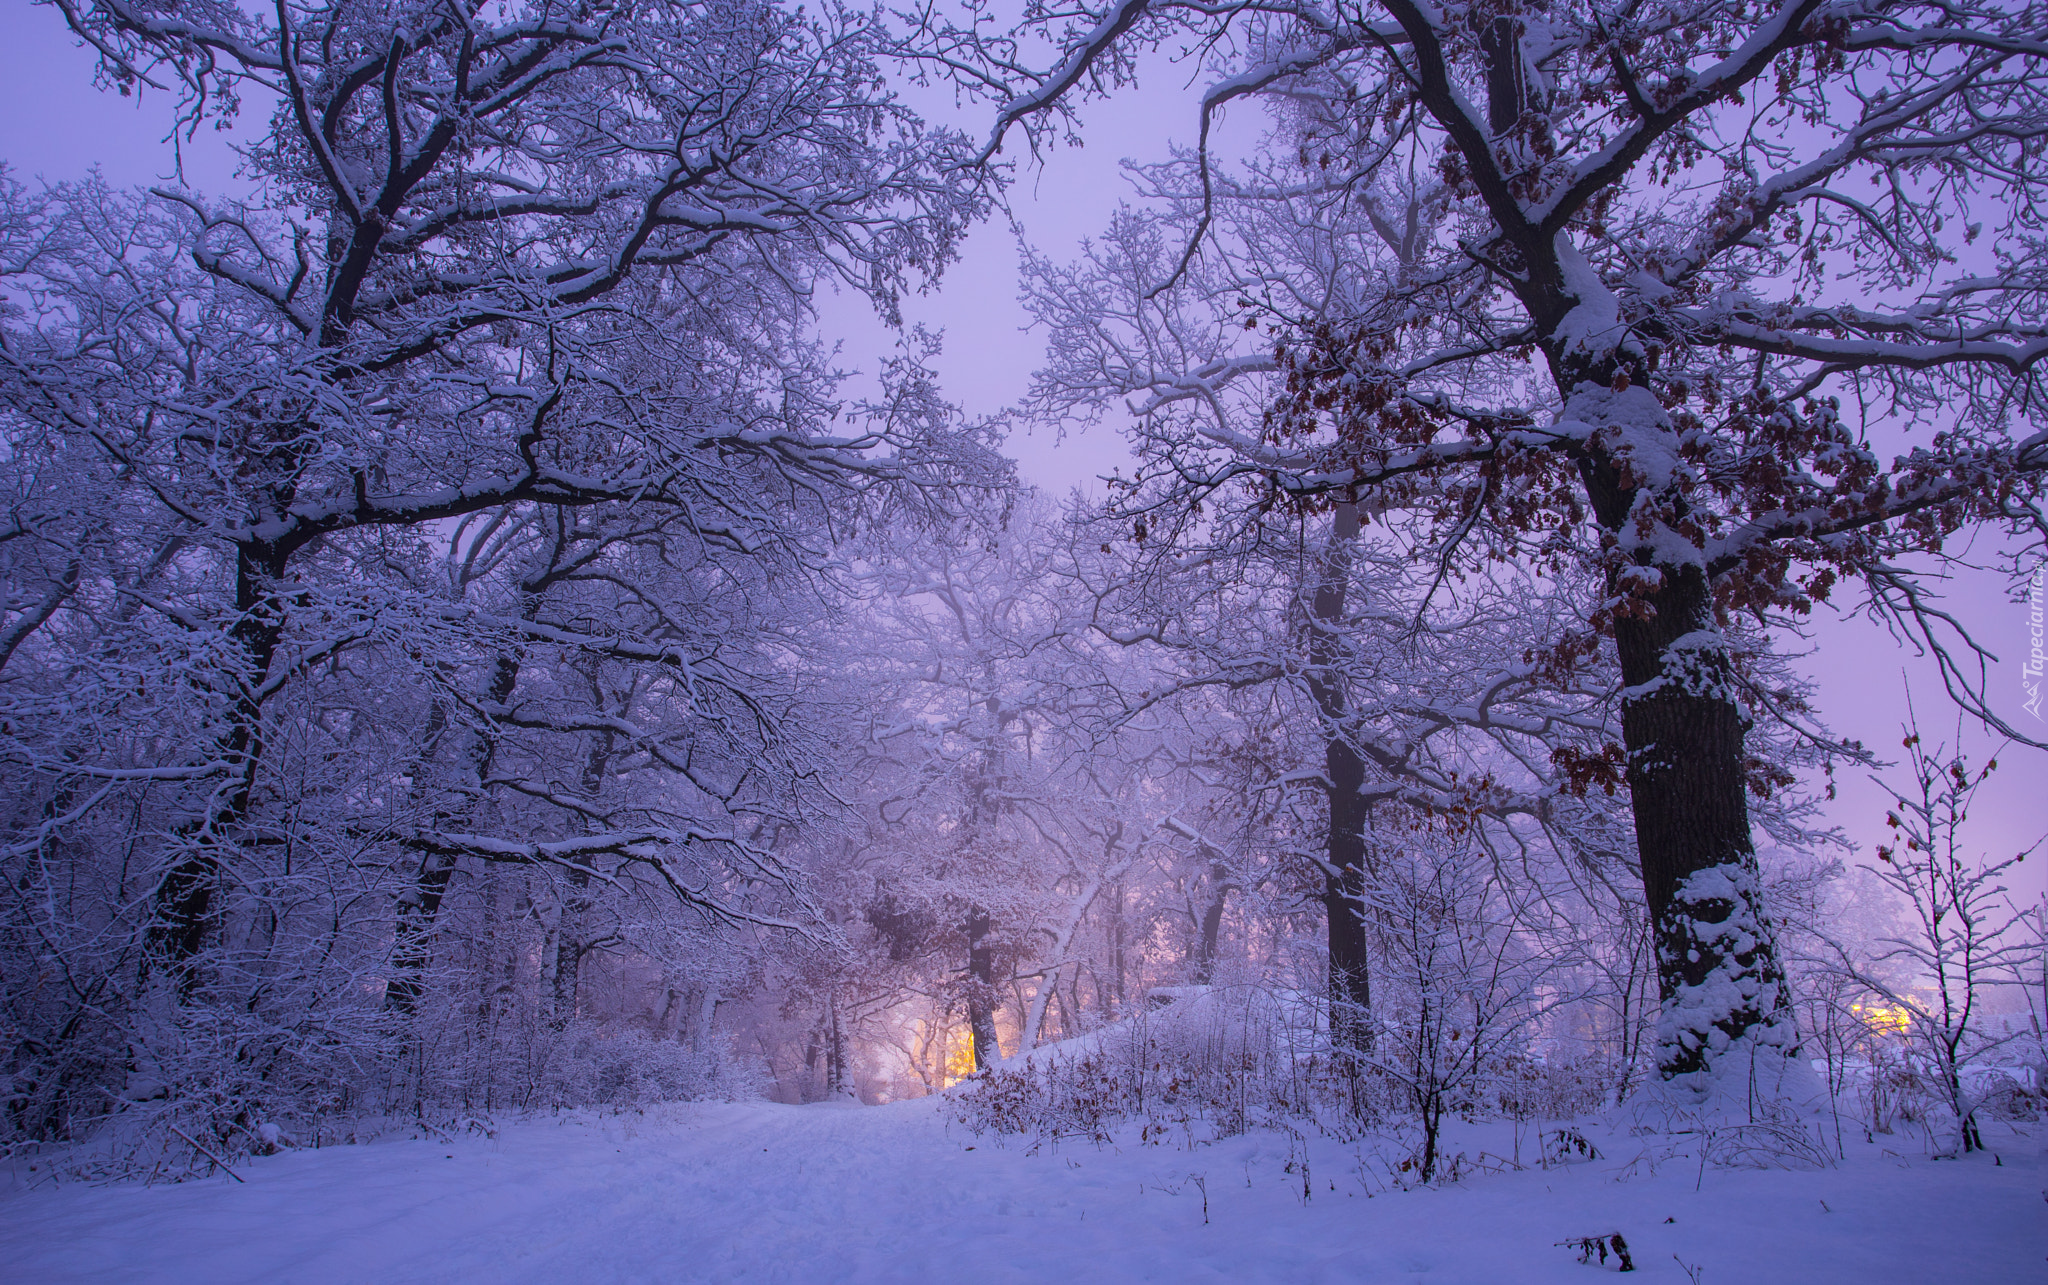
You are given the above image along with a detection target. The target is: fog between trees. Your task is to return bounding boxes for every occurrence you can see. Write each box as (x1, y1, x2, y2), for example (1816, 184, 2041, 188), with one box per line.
(2, 0, 2044, 1172)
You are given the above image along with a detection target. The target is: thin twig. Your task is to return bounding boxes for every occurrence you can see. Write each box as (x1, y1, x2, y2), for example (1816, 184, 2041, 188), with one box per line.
(168, 1125, 246, 1183)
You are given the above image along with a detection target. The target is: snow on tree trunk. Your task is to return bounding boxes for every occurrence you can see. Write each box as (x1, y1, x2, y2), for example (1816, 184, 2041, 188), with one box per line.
(966, 0, 2048, 1106)
(966, 907, 1002, 1071)
(1308, 502, 1374, 1057)
(149, 544, 292, 978)
(1576, 443, 1795, 1088)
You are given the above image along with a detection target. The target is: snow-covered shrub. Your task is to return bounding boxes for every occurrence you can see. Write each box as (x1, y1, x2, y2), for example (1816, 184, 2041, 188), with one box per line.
(540, 1027, 763, 1110)
(1495, 1053, 1619, 1123)
(1359, 840, 1586, 1179)
(1855, 1040, 1923, 1137)
(956, 959, 1619, 1179)
(1697, 1118, 1833, 1172)
(1971, 1072, 2040, 1123)
(953, 1052, 1126, 1142)
(954, 987, 1331, 1144)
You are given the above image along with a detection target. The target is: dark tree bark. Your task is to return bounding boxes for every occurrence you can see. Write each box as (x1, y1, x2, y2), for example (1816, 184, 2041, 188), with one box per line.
(385, 649, 522, 1016)
(965, 906, 1001, 1069)
(824, 992, 852, 1098)
(1573, 396, 1796, 1084)
(1306, 501, 1373, 1055)
(958, 702, 1015, 1071)
(1191, 856, 1232, 985)
(148, 541, 292, 978)
(1609, 553, 1792, 1078)
(551, 662, 617, 1027)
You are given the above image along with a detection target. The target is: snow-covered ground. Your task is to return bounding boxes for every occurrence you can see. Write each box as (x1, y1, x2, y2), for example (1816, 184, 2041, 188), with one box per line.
(1, 1097, 2040, 1283)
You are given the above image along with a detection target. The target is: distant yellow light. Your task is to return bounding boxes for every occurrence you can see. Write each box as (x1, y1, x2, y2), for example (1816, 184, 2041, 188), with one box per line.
(941, 1026, 977, 1088)
(1850, 1003, 1913, 1034)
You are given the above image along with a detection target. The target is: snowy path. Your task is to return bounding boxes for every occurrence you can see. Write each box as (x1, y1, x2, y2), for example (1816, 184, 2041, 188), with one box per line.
(1, 1099, 2042, 1283)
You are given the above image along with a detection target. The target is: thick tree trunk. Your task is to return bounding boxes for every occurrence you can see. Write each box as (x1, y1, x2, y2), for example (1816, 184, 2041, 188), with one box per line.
(958, 709, 1014, 1071)
(1615, 566, 1794, 1082)
(551, 709, 614, 1028)
(383, 695, 453, 1018)
(965, 906, 1001, 1069)
(549, 905, 586, 1026)
(690, 989, 719, 1055)
(1192, 859, 1230, 985)
(824, 994, 851, 1098)
(1579, 445, 1797, 1090)
(1307, 502, 1373, 1056)
(384, 852, 458, 1018)
(1322, 818, 1373, 1056)
(149, 543, 290, 976)
(1476, 0, 1794, 1087)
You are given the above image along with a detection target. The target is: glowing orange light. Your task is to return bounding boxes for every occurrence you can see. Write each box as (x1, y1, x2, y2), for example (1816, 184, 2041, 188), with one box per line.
(941, 1026, 977, 1087)
(1850, 1003, 1913, 1034)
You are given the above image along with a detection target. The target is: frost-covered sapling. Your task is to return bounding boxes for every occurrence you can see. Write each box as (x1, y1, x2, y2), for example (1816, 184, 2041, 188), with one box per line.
(1825, 730, 2041, 1154)
(1363, 828, 1578, 1182)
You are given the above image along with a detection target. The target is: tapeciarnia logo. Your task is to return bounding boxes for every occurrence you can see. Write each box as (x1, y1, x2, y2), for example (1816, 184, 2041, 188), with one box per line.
(2026, 560, 2046, 720)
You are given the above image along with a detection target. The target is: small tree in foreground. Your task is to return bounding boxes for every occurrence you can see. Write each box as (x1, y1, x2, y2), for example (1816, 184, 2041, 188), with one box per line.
(1365, 822, 1578, 1180)
(1826, 728, 2041, 1154)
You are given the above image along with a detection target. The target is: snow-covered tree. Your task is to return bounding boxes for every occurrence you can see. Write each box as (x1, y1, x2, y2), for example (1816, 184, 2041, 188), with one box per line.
(1362, 817, 1581, 1181)
(1050, 490, 1639, 1061)
(939, 0, 2047, 1095)
(0, 0, 1000, 1148)
(1824, 728, 2042, 1153)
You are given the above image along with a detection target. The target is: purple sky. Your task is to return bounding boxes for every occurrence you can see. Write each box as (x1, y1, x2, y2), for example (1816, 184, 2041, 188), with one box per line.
(3, 0, 2040, 904)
